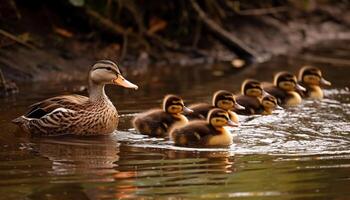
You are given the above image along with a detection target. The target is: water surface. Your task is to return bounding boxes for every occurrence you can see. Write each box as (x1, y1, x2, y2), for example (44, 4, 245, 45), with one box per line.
(0, 41, 350, 199)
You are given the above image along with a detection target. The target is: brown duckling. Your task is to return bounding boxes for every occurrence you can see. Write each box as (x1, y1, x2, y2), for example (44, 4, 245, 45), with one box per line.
(260, 95, 281, 115)
(170, 108, 238, 148)
(234, 79, 270, 115)
(186, 90, 244, 124)
(263, 72, 306, 106)
(12, 60, 138, 136)
(298, 66, 331, 99)
(133, 94, 192, 137)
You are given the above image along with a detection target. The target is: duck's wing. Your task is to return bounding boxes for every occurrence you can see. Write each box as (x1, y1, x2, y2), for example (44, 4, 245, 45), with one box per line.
(235, 95, 260, 115)
(25, 94, 89, 119)
(187, 103, 212, 119)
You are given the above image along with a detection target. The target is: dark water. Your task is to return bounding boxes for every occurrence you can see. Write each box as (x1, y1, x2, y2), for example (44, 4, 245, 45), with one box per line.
(1, 41, 350, 199)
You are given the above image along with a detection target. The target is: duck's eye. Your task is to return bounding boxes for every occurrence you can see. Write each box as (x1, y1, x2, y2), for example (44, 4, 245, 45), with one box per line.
(106, 67, 113, 71)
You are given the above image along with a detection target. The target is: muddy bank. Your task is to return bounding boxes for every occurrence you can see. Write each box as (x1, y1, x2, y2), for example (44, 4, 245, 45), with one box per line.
(0, 1, 350, 83)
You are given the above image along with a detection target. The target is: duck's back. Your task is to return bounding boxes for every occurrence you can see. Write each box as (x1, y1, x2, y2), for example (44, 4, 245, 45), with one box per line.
(133, 109, 174, 136)
(262, 83, 286, 105)
(186, 103, 213, 120)
(171, 121, 218, 147)
(235, 95, 262, 115)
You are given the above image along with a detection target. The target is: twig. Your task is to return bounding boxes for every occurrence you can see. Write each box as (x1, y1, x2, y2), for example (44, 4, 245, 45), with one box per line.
(236, 6, 288, 16)
(120, 32, 128, 62)
(85, 8, 126, 35)
(190, 0, 261, 61)
(0, 29, 35, 49)
(0, 68, 6, 88)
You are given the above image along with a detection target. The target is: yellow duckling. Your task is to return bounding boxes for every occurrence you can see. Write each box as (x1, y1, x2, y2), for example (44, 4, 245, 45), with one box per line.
(170, 108, 238, 147)
(186, 90, 244, 124)
(12, 60, 138, 136)
(234, 79, 269, 115)
(263, 71, 306, 106)
(133, 94, 192, 137)
(298, 66, 331, 99)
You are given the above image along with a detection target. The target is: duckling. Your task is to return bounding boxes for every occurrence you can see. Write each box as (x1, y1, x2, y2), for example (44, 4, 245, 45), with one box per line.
(263, 71, 306, 106)
(298, 66, 331, 99)
(234, 79, 269, 115)
(133, 95, 192, 137)
(260, 95, 281, 115)
(186, 90, 244, 124)
(12, 60, 138, 136)
(170, 108, 238, 147)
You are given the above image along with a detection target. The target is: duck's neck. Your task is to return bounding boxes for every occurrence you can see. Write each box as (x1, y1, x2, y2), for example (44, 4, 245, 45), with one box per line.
(89, 81, 108, 102)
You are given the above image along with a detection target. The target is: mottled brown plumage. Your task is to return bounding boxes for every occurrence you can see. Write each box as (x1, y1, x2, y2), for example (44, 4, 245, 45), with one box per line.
(12, 60, 138, 136)
(234, 79, 265, 115)
(263, 71, 305, 106)
(186, 90, 243, 123)
(133, 95, 191, 137)
(170, 108, 238, 148)
(297, 66, 331, 99)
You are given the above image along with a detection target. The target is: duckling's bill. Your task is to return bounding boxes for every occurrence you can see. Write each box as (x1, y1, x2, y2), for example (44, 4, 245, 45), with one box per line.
(296, 83, 306, 91)
(320, 78, 331, 86)
(182, 106, 193, 114)
(112, 75, 138, 90)
(234, 103, 245, 110)
(227, 119, 239, 127)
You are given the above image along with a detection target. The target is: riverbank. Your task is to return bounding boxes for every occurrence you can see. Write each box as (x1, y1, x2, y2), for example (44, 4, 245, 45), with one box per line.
(0, 1, 350, 83)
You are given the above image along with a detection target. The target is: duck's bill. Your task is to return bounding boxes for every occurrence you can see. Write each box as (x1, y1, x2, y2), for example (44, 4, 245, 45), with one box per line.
(226, 119, 239, 127)
(262, 90, 270, 97)
(234, 103, 245, 110)
(296, 83, 306, 91)
(320, 78, 332, 86)
(113, 75, 138, 90)
(182, 106, 193, 114)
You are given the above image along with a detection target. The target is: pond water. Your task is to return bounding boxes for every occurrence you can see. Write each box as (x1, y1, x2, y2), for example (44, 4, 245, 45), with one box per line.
(1, 41, 350, 199)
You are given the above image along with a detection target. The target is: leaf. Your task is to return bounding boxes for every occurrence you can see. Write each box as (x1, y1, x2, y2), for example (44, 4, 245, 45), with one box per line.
(69, 0, 84, 7)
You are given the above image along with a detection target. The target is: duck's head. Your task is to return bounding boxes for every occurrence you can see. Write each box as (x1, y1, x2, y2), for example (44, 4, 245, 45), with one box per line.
(90, 60, 138, 89)
(213, 90, 245, 110)
(274, 71, 305, 92)
(208, 108, 238, 128)
(298, 66, 331, 86)
(163, 94, 192, 115)
(261, 95, 282, 111)
(241, 79, 266, 98)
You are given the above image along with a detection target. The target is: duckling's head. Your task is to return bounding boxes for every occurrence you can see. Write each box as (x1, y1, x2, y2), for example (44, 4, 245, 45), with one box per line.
(298, 66, 331, 86)
(207, 108, 238, 128)
(212, 90, 245, 110)
(90, 60, 138, 89)
(241, 79, 264, 98)
(274, 71, 305, 92)
(261, 95, 280, 110)
(163, 95, 192, 114)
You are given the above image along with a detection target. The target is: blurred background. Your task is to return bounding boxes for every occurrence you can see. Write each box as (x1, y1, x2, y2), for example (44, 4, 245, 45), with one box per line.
(1, 0, 350, 84)
(1, 1, 350, 200)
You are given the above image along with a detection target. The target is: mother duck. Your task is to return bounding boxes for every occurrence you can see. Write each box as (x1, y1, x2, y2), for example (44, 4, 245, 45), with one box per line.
(12, 60, 138, 136)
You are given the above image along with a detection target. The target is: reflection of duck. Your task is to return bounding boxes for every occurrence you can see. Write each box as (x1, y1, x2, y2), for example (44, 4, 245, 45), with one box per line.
(12, 60, 138, 136)
(31, 137, 139, 199)
(32, 137, 120, 175)
(298, 66, 331, 99)
(170, 108, 238, 147)
(186, 90, 244, 123)
(263, 72, 305, 106)
(133, 95, 192, 137)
